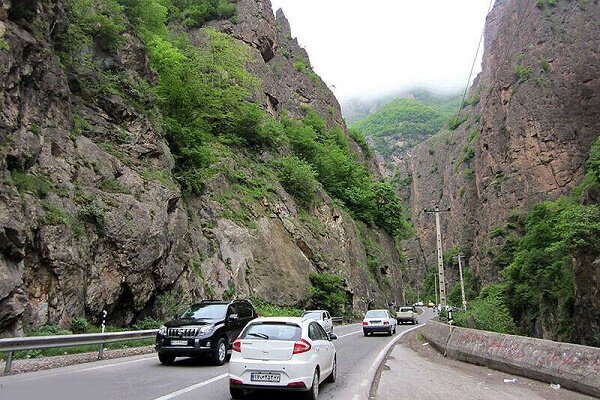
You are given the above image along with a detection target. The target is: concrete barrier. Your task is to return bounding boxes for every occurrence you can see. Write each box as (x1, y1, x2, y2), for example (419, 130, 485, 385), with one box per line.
(420, 320, 453, 354)
(421, 321, 600, 398)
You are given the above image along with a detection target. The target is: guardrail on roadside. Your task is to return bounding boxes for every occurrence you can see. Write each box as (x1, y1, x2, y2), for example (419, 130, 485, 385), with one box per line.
(0, 329, 158, 375)
(331, 317, 343, 323)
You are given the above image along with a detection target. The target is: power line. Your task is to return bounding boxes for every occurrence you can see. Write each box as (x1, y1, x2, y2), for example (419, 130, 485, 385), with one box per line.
(458, 0, 496, 112)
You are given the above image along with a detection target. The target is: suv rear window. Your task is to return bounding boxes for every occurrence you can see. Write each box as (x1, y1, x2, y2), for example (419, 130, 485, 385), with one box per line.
(399, 307, 413, 312)
(241, 322, 302, 341)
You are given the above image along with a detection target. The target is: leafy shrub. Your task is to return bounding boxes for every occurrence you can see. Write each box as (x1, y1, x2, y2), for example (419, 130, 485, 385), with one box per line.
(448, 114, 468, 130)
(348, 128, 372, 156)
(181, 0, 236, 27)
(71, 317, 89, 333)
(62, 0, 126, 53)
(514, 65, 533, 83)
(453, 284, 517, 334)
(251, 298, 303, 317)
(133, 317, 163, 330)
(278, 156, 319, 207)
(283, 110, 410, 237)
(11, 171, 53, 198)
(28, 325, 72, 336)
(308, 273, 348, 315)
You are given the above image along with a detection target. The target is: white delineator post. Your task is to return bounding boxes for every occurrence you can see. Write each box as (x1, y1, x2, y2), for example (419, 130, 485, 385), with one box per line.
(457, 254, 467, 311)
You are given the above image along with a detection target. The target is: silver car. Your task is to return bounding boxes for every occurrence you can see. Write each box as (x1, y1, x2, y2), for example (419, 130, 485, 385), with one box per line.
(302, 310, 334, 333)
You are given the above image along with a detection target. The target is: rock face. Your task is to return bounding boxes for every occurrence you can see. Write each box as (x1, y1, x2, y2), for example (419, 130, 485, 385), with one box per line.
(0, 0, 404, 336)
(400, 0, 600, 343)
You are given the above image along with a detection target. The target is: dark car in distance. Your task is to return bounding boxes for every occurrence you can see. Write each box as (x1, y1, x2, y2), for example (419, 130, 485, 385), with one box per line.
(155, 299, 257, 366)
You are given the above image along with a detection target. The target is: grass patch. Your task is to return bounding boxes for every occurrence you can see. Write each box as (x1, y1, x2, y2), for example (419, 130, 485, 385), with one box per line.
(11, 171, 53, 198)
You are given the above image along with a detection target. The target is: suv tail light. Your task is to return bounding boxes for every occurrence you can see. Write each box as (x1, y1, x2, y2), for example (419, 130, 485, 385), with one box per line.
(362, 321, 368, 325)
(383, 321, 389, 325)
(232, 339, 241, 352)
(293, 339, 312, 354)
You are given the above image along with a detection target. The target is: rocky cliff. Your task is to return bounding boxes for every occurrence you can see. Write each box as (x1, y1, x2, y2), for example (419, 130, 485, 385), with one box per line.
(0, 0, 405, 336)
(399, 0, 600, 344)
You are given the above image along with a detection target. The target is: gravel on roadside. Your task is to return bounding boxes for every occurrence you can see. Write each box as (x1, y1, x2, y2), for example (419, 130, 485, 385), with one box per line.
(1, 345, 156, 375)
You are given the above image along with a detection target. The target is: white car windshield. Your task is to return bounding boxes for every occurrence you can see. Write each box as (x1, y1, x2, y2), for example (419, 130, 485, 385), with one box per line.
(302, 311, 322, 320)
(241, 322, 302, 341)
(365, 310, 387, 318)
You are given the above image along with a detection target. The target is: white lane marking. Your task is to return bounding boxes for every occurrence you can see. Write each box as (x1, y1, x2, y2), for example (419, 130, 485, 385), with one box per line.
(357, 325, 423, 399)
(153, 373, 228, 400)
(338, 330, 362, 338)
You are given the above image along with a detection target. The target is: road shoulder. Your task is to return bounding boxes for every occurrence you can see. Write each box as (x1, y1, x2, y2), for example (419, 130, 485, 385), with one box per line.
(372, 330, 595, 400)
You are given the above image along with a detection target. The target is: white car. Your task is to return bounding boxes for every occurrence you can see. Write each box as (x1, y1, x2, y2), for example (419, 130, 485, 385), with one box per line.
(229, 317, 337, 399)
(302, 310, 334, 333)
(362, 309, 397, 336)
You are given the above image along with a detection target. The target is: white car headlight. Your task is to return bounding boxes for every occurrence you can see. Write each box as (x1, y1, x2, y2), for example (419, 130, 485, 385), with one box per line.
(198, 325, 214, 336)
(158, 325, 167, 335)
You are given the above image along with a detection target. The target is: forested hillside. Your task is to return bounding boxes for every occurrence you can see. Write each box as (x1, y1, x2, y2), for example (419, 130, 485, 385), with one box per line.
(0, 0, 410, 336)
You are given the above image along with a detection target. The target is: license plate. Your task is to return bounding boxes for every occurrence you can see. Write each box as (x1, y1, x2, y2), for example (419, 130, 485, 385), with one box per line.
(371, 320, 381, 324)
(171, 340, 187, 346)
(251, 372, 281, 383)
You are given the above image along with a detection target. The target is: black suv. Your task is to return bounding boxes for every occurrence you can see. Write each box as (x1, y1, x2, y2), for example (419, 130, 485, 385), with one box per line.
(155, 299, 257, 365)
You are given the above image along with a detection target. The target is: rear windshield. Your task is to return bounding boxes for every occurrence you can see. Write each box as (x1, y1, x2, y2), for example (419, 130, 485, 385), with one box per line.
(365, 310, 388, 318)
(302, 312, 321, 320)
(240, 322, 302, 341)
(399, 307, 413, 312)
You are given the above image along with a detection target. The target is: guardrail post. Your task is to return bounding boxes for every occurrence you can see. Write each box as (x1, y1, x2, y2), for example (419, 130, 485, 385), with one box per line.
(98, 343, 105, 360)
(4, 351, 13, 374)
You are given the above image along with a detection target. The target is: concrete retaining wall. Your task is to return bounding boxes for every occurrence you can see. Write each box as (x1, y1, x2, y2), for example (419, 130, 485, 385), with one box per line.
(421, 320, 600, 398)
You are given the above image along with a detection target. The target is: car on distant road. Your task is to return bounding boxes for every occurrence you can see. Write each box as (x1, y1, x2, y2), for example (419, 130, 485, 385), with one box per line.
(362, 309, 397, 336)
(302, 310, 334, 333)
(155, 299, 257, 366)
(229, 316, 337, 400)
(396, 306, 418, 325)
(427, 302, 435, 308)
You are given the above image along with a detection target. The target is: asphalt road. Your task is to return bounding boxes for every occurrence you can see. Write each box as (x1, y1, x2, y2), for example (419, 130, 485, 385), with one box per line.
(0, 321, 424, 400)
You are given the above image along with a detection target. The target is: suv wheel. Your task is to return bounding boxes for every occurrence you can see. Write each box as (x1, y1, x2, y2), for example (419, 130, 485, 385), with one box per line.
(212, 337, 227, 366)
(158, 353, 175, 365)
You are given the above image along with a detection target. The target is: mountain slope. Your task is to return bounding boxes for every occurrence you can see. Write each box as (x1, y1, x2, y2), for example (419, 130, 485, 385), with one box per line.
(0, 0, 408, 336)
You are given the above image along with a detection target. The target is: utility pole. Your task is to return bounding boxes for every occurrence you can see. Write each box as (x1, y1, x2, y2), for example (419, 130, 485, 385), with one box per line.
(433, 272, 438, 306)
(454, 254, 467, 311)
(424, 206, 450, 308)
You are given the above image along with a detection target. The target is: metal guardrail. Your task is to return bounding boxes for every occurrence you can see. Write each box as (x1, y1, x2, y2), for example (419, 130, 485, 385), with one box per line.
(0, 329, 158, 374)
(331, 317, 343, 323)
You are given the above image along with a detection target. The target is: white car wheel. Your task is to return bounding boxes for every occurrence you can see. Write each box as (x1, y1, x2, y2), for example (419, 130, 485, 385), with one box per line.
(305, 369, 319, 400)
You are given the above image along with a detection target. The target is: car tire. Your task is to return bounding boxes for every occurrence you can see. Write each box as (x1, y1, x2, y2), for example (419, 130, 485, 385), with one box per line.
(158, 353, 175, 365)
(387, 328, 392, 336)
(229, 387, 246, 399)
(212, 337, 227, 366)
(325, 356, 336, 383)
(304, 369, 320, 400)
(363, 330, 368, 337)
(393, 326, 396, 334)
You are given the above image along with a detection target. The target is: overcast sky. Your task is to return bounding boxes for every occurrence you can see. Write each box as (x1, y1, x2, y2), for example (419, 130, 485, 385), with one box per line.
(270, 0, 494, 101)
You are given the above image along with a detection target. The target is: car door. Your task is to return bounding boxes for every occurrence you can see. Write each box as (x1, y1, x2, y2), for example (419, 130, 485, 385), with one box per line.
(315, 323, 334, 376)
(226, 304, 243, 344)
(308, 322, 331, 379)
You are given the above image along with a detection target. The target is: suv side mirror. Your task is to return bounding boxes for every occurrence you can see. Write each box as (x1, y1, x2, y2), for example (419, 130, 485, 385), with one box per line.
(329, 333, 338, 341)
(228, 314, 239, 322)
